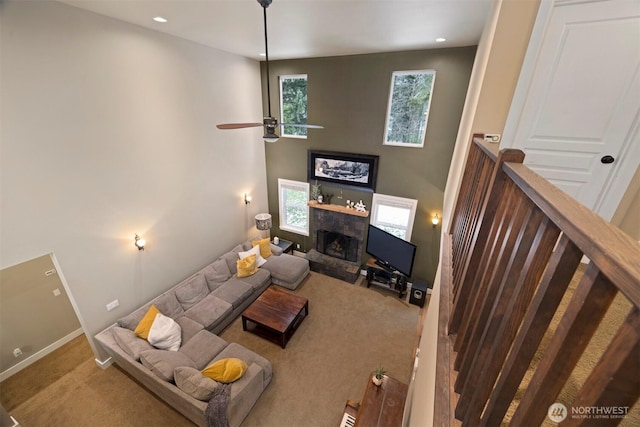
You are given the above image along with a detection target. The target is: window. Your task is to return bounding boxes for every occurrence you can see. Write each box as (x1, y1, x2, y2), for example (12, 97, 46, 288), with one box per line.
(278, 179, 310, 236)
(370, 193, 418, 240)
(279, 74, 308, 138)
(383, 70, 436, 148)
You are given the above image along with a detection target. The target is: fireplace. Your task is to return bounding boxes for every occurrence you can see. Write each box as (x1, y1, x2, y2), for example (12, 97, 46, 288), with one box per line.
(305, 204, 368, 283)
(317, 230, 358, 262)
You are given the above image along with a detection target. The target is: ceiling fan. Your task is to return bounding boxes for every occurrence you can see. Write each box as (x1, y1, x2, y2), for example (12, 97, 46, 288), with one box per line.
(216, 0, 323, 143)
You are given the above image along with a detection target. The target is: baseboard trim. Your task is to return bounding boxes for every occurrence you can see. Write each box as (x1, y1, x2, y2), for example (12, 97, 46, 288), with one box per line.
(0, 328, 84, 382)
(94, 356, 113, 369)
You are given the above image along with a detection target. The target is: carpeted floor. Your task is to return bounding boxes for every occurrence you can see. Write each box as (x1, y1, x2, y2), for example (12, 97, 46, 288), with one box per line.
(0, 272, 421, 426)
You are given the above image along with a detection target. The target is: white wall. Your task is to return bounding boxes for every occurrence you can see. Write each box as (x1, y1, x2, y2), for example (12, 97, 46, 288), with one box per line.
(0, 1, 267, 360)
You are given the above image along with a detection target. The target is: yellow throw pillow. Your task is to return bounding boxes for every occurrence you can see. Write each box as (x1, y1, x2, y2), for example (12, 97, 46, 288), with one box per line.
(251, 238, 273, 259)
(202, 358, 248, 384)
(236, 254, 257, 278)
(134, 305, 160, 340)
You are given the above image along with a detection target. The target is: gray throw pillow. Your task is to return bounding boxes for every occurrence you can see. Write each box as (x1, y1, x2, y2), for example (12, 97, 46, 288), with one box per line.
(174, 366, 220, 401)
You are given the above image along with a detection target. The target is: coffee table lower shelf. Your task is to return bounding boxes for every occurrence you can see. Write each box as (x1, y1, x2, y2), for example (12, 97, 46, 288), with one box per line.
(242, 304, 308, 349)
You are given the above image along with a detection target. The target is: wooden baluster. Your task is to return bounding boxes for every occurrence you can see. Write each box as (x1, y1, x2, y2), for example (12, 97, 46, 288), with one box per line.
(509, 263, 618, 426)
(460, 215, 560, 425)
(563, 307, 640, 427)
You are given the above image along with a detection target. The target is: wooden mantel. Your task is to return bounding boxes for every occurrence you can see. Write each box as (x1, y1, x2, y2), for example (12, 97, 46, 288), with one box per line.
(307, 201, 369, 217)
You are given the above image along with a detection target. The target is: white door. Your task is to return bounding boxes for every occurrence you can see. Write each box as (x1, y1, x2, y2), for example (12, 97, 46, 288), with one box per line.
(503, 0, 640, 221)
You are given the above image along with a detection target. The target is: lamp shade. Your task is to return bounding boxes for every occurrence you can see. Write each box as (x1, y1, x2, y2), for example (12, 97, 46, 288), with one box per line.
(255, 213, 272, 231)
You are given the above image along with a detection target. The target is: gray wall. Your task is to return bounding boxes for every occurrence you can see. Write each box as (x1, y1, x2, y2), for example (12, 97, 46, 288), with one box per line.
(262, 48, 476, 284)
(1, 1, 267, 361)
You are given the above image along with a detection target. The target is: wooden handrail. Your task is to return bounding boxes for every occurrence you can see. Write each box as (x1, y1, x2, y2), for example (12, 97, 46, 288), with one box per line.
(435, 135, 640, 426)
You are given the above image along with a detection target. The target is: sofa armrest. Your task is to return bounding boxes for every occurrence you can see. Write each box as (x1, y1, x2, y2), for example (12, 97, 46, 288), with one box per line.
(270, 243, 284, 256)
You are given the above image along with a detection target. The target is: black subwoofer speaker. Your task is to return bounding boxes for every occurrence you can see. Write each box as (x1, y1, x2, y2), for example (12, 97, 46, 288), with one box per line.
(409, 280, 429, 307)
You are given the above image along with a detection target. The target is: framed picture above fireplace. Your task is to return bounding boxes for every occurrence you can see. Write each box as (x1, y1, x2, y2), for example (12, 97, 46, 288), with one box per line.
(307, 150, 379, 191)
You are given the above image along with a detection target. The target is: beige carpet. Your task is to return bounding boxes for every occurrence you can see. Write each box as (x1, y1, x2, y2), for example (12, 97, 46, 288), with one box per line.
(1, 272, 421, 426)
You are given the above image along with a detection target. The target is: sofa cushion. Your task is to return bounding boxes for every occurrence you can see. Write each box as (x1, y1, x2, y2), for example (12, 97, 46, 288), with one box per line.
(179, 330, 229, 370)
(237, 254, 258, 278)
(111, 326, 154, 361)
(231, 243, 246, 254)
(184, 294, 233, 330)
(251, 238, 273, 259)
(202, 259, 232, 291)
(262, 254, 310, 290)
(175, 316, 204, 344)
(233, 269, 271, 291)
(220, 251, 239, 275)
(175, 274, 209, 311)
(140, 349, 196, 382)
(202, 358, 248, 384)
(174, 366, 220, 401)
(117, 302, 152, 331)
(212, 281, 254, 309)
(154, 292, 185, 319)
(238, 245, 267, 267)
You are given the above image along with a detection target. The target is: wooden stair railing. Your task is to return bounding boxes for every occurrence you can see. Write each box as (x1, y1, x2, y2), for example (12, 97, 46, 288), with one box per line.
(435, 135, 640, 426)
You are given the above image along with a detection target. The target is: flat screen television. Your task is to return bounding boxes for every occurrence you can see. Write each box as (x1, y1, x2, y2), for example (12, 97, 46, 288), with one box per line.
(366, 224, 416, 277)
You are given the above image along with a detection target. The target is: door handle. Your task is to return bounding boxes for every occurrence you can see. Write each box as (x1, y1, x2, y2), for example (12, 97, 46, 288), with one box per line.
(601, 155, 615, 164)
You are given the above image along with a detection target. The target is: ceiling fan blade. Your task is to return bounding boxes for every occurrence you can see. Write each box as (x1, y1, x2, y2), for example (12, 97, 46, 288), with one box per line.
(281, 123, 325, 129)
(216, 123, 263, 129)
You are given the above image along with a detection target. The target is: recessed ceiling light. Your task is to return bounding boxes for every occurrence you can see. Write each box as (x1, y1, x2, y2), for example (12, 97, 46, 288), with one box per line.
(153, 16, 168, 23)
(435, 38, 447, 43)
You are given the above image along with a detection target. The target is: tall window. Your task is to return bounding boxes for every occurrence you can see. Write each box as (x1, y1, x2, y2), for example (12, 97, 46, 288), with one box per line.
(383, 70, 436, 148)
(278, 179, 310, 236)
(370, 193, 418, 240)
(279, 74, 308, 138)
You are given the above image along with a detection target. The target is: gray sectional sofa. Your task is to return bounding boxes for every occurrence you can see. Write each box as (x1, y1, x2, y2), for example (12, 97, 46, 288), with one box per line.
(95, 240, 310, 426)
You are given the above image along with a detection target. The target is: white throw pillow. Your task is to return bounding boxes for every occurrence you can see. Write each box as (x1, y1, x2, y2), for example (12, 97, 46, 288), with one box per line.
(147, 313, 182, 351)
(238, 244, 267, 267)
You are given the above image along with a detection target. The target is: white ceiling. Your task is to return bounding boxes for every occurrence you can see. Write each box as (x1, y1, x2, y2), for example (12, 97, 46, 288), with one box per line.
(58, 0, 493, 60)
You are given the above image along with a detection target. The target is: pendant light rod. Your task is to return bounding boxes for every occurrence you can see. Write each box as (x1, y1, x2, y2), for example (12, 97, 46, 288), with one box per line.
(262, 4, 272, 118)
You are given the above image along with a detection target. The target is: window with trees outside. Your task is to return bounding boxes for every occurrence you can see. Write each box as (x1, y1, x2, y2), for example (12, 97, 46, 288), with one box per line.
(370, 193, 418, 241)
(383, 70, 436, 148)
(278, 178, 310, 236)
(279, 74, 308, 138)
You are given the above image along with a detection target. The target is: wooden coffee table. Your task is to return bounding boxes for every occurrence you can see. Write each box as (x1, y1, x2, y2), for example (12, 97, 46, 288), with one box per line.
(242, 286, 309, 348)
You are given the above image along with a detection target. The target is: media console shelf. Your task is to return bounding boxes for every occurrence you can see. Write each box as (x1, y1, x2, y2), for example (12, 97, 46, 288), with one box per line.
(365, 257, 408, 298)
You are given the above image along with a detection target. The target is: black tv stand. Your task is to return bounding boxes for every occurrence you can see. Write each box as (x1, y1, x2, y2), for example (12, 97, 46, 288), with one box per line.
(365, 258, 408, 298)
(374, 259, 393, 272)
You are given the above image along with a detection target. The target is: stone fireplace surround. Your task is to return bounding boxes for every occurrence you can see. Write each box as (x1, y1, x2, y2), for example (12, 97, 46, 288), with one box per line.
(304, 203, 368, 283)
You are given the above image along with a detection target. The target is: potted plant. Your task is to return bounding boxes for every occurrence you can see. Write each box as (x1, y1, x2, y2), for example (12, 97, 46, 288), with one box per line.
(372, 365, 387, 386)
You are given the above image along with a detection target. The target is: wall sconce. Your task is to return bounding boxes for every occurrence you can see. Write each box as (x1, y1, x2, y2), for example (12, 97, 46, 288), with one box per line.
(432, 214, 440, 228)
(244, 193, 252, 205)
(134, 234, 146, 251)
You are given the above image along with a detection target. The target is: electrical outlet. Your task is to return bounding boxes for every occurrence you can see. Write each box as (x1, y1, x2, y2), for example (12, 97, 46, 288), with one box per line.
(484, 134, 501, 143)
(296, 243, 301, 249)
(53, 288, 61, 297)
(106, 299, 120, 311)
(13, 348, 22, 358)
